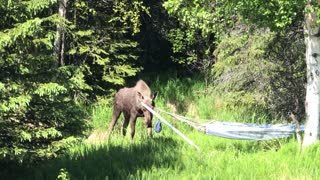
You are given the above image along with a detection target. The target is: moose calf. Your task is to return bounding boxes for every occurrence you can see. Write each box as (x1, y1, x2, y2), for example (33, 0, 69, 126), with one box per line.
(105, 80, 158, 139)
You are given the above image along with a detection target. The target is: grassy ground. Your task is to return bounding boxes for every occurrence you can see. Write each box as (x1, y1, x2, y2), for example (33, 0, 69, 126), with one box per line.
(4, 125, 320, 180)
(3, 78, 320, 179)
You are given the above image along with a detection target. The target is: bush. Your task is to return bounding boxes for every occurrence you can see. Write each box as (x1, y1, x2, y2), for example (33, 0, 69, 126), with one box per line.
(213, 26, 305, 120)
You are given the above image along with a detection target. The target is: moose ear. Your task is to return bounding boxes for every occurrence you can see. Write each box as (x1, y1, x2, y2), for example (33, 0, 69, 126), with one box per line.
(152, 91, 158, 100)
(137, 91, 144, 100)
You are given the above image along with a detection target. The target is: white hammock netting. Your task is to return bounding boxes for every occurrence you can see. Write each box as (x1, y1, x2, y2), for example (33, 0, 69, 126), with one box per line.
(158, 110, 304, 141)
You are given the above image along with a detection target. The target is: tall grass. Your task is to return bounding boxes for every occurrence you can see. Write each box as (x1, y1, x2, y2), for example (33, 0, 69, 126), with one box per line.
(91, 105, 113, 130)
(151, 77, 271, 123)
(4, 127, 320, 179)
(2, 77, 319, 179)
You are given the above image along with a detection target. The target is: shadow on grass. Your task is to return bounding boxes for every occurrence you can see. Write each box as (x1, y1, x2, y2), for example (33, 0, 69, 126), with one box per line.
(2, 136, 178, 180)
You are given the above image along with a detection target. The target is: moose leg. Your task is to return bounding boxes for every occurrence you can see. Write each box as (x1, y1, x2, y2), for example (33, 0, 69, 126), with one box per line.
(129, 116, 137, 139)
(122, 112, 130, 136)
(146, 121, 153, 138)
(105, 106, 121, 139)
(143, 112, 153, 138)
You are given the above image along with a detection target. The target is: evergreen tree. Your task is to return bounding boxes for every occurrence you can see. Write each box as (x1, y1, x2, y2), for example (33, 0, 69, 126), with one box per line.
(67, 0, 145, 98)
(0, 0, 148, 162)
(0, 0, 90, 162)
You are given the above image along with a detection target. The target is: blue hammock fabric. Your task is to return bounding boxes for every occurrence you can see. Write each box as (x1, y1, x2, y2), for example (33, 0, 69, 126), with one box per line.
(155, 119, 162, 133)
(205, 122, 304, 140)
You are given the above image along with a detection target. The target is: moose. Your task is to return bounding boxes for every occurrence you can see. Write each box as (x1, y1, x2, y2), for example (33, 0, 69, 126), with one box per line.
(105, 80, 158, 139)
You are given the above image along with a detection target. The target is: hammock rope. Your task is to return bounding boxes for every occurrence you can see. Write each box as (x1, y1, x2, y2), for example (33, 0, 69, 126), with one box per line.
(156, 109, 206, 133)
(141, 103, 200, 150)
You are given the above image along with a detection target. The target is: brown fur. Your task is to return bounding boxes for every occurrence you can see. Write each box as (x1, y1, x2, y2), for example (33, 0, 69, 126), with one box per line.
(105, 80, 157, 139)
(135, 80, 151, 97)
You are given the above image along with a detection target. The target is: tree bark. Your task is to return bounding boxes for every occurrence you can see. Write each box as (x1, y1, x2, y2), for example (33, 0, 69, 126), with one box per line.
(54, 0, 68, 66)
(303, 3, 320, 146)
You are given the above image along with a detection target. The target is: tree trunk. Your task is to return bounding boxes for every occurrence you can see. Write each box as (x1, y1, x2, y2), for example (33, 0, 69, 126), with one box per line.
(303, 3, 320, 146)
(54, 0, 68, 66)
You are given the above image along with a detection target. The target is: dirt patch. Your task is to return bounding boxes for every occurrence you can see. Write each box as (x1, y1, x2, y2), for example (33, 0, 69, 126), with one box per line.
(86, 131, 108, 143)
(167, 102, 177, 113)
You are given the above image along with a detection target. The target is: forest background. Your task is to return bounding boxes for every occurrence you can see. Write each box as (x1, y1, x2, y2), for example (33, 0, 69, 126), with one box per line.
(0, 0, 312, 175)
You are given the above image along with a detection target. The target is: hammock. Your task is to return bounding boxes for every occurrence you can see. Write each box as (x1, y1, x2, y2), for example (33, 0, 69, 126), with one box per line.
(158, 109, 304, 141)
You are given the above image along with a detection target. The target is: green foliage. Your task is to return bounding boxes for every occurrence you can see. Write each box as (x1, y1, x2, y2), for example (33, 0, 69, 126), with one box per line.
(214, 32, 274, 109)
(34, 83, 67, 97)
(67, 0, 145, 95)
(56, 168, 70, 180)
(112, 0, 150, 34)
(0, 0, 311, 168)
(163, 0, 216, 80)
(219, 0, 305, 30)
(162, 0, 307, 120)
(26, 0, 58, 14)
(163, 0, 216, 36)
(266, 26, 306, 119)
(213, 24, 306, 119)
(0, 0, 153, 163)
(0, 0, 88, 163)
